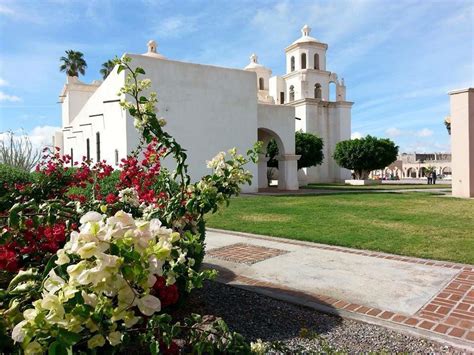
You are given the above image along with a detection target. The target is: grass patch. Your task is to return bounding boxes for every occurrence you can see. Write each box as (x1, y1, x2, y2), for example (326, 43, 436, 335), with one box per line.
(206, 192, 473, 264)
(304, 183, 451, 191)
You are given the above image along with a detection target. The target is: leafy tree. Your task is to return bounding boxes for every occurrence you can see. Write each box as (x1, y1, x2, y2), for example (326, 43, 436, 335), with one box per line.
(59, 50, 87, 77)
(267, 131, 324, 170)
(333, 135, 398, 179)
(0, 130, 40, 171)
(100, 59, 115, 80)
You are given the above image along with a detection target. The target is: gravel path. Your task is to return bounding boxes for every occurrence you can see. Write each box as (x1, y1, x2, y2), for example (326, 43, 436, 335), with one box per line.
(179, 281, 466, 353)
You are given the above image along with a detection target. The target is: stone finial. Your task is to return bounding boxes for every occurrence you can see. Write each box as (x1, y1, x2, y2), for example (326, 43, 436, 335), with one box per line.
(250, 53, 258, 63)
(147, 40, 157, 53)
(301, 24, 311, 37)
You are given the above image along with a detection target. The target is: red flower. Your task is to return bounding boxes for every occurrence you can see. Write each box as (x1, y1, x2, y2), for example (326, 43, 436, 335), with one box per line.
(0, 247, 19, 272)
(106, 193, 118, 204)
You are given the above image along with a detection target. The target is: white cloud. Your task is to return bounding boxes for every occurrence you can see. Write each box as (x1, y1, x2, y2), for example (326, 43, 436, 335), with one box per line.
(416, 128, 433, 137)
(0, 77, 8, 86)
(0, 4, 14, 15)
(153, 15, 199, 38)
(351, 131, 364, 139)
(28, 126, 60, 148)
(385, 127, 402, 137)
(0, 91, 21, 102)
(0, 126, 60, 151)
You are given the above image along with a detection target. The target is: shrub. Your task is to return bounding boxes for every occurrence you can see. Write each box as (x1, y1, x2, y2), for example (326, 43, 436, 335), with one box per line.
(333, 135, 398, 179)
(267, 131, 324, 169)
(0, 164, 32, 210)
(0, 56, 259, 353)
(0, 131, 41, 171)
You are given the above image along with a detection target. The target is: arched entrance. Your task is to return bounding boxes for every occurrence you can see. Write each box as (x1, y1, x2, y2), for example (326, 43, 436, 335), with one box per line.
(257, 127, 299, 190)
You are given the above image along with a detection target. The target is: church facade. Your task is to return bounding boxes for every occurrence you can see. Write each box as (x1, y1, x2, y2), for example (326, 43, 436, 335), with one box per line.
(55, 25, 352, 192)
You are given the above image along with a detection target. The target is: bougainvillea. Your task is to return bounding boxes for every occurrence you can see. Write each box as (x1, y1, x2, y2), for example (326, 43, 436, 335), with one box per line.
(0, 56, 259, 353)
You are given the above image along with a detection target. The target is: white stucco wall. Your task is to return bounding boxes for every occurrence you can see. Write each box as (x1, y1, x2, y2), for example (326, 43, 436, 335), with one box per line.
(124, 54, 259, 192)
(61, 69, 128, 167)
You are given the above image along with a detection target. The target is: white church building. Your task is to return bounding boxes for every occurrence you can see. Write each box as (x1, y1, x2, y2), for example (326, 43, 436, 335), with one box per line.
(55, 25, 353, 192)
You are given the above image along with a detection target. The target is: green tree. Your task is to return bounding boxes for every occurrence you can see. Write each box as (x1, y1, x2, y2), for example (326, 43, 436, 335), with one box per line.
(267, 131, 324, 170)
(100, 59, 115, 80)
(59, 50, 87, 77)
(333, 135, 398, 179)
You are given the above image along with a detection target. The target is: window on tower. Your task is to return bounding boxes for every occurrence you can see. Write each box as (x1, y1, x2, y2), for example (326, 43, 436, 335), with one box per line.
(314, 83, 322, 99)
(314, 53, 320, 70)
(301, 53, 307, 69)
(259, 77, 264, 90)
(289, 85, 295, 102)
(290, 56, 295, 72)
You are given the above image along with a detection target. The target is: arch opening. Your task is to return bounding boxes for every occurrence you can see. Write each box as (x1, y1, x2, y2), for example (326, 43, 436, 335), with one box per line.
(329, 81, 336, 101)
(258, 77, 264, 90)
(290, 56, 295, 72)
(301, 53, 307, 69)
(314, 53, 320, 69)
(314, 83, 322, 99)
(289, 85, 295, 102)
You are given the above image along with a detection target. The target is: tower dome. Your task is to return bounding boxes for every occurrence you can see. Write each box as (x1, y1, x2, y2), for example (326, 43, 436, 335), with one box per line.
(292, 24, 319, 45)
(142, 40, 166, 59)
(243, 54, 273, 103)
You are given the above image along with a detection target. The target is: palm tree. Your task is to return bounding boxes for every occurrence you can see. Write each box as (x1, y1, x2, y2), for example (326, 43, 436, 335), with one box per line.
(59, 50, 87, 77)
(100, 59, 115, 80)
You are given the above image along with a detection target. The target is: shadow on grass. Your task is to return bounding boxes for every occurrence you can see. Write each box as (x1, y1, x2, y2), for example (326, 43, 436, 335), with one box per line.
(195, 262, 343, 343)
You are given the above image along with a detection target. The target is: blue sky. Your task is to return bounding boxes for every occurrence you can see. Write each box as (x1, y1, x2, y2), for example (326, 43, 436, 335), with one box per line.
(0, 0, 472, 152)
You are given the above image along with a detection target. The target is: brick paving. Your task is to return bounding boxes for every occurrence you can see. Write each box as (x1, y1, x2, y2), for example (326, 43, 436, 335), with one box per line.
(206, 243, 288, 264)
(205, 231, 474, 348)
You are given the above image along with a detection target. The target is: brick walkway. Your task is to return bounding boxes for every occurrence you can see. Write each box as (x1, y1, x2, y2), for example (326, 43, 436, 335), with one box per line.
(203, 229, 474, 350)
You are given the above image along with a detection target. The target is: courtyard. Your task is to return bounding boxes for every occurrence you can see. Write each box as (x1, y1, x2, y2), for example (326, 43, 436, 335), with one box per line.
(207, 190, 474, 264)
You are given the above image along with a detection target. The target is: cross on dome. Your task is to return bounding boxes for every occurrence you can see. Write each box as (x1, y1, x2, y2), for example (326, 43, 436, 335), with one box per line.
(301, 24, 311, 37)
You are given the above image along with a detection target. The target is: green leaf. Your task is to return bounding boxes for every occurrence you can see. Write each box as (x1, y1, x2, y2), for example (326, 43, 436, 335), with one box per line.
(48, 341, 70, 355)
(58, 328, 81, 346)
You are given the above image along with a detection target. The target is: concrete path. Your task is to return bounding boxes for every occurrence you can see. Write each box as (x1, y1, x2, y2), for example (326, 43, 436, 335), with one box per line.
(203, 229, 474, 350)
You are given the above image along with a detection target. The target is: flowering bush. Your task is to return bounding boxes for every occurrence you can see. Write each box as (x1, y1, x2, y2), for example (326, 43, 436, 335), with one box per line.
(0, 56, 260, 353)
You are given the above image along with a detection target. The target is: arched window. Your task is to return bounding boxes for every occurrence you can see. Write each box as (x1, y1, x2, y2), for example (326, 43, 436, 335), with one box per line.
(314, 53, 320, 69)
(290, 56, 295, 72)
(70, 148, 74, 167)
(86, 138, 90, 161)
(301, 53, 307, 69)
(314, 83, 322, 99)
(289, 85, 295, 102)
(96, 132, 101, 162)
(329, 81, 336, 101)
(259, 77, 264, 90)
(115, 149, 119, 166)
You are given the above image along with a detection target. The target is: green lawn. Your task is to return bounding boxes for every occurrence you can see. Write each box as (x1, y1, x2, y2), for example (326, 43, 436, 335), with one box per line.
(206, 192, 474, 264)
(304, 183, 452, 191)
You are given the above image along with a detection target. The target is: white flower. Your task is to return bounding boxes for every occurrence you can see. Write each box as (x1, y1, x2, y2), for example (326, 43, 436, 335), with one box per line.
(77, 242, 99, 259)
(107, 331, 122, 346)
(24, 341, 43, 355)
(80, 211, 103, 224)
(136, 294, 161, 316)
(118, 188, 140, 207)
(55, 249, 70, 265)
(81, 290, 98, 307)
(12, 320, 27, 343)
(87, 334, 106, 349)
(44, 269, 66, 294)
